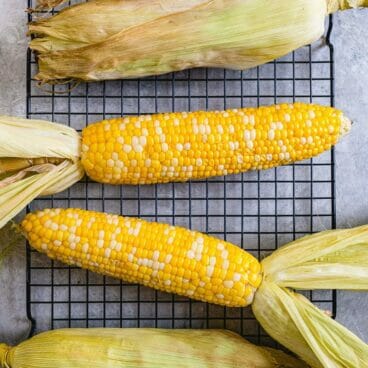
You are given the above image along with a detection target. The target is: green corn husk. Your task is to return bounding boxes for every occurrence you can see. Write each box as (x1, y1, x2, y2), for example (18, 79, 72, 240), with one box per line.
(0, 329, 308, 368)
(28, 0, 368, 84)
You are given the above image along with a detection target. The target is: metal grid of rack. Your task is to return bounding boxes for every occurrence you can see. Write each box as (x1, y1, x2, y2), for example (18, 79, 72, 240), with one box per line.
(26, 1, 336, 346)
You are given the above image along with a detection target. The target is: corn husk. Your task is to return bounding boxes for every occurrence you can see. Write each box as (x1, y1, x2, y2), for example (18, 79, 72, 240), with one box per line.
(0, 116, 83, 228)
(28, 0, 326, 83)
(29, 0, 368, 84)
(254, 226, 368, 368)
(0, 329, 308, 368)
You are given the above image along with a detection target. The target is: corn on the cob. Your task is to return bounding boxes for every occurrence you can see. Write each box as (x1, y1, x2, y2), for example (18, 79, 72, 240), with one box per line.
(0, 103, 351, 227)
(29, 0, 368, 84)
(15, 209, 368, 367)
(22, 208, 262, 307)
(0, 329, 308, 368)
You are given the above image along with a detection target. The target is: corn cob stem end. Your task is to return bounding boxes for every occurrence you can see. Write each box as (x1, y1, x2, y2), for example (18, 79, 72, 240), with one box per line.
(328, 0, 368, 13)
(0, 344, 11, 368)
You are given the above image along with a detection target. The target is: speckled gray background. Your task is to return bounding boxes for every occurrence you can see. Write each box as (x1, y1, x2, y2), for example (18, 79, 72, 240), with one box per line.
(0, 3, 367, 346)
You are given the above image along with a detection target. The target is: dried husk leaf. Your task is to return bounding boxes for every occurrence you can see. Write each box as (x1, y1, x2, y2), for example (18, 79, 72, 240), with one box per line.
(29, 0, 207, 52)
(29, 0, 368, 84)
(0, 329, 308, 368)
(0, 116, 83, 228)
(30, 0, 328, 83)
(254, 226, 368, 368)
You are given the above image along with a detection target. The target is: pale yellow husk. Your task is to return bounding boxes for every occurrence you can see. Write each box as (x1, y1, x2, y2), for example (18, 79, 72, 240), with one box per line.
(254, 226, 368, 368)
(0, 116, 83, 228)
(0, 329, 307, 368)
(28, 0, 368, 84)
(29, 0, 327, 83)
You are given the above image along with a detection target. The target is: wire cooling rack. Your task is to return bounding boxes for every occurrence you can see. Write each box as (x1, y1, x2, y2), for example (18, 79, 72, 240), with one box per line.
(26, 1, 336, 346)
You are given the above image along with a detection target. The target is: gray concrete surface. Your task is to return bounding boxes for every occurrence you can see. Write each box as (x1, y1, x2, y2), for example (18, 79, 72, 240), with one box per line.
(0, 2, 367, 347)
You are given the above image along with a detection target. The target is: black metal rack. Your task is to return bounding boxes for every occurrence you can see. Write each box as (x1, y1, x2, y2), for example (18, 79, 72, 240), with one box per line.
(26, 1, 336, 347)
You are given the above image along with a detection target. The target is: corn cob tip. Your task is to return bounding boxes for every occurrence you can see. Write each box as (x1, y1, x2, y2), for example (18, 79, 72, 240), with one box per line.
(328, 0, 368, 13)
(0, 344, 11, 368)
(340, 114, 352, 136)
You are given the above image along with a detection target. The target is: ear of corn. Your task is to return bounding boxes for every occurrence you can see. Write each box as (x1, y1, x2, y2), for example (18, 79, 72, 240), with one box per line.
(81, 103, 350, 185)
(19, 209, 368, 367)
(27, 0, 327, 83)
(21, 208, 262, 307)
(0, 329, 308, 368)
(0, 103, 351, 229)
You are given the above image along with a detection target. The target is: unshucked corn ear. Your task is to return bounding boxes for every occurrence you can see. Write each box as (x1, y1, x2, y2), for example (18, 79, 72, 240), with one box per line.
(18, 208, 368, 367)
(29, 0, 368, 84)
(0, 103, 351, 228)
(0, 329, 308, 368)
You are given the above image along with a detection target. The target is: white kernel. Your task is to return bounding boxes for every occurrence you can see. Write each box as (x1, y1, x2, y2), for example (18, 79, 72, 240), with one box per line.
(51, 223, 58, 231)
(76, 219, 82, 227)
(277, 122, 284, 130)
(134, 121, 141, 128)
(176, 143, 183, 151)
(164, 280, 172, 286)
(107, 159, 114, 167)
(237, 155, 243, 164)
(217, 125, 224, 134)
(184, 143, 191, 150)
(155, 127, 163, 135)
(218, 164, 225, 171)
(229, 142, 235, 151)
(199, 281, 205, 287)
(183, 279, 189, 284)
(173, 118, 180, 126)
(131, 159, 138, 167)
(172, 158, 179, 166)
(306, 120, 313, 127)
(309, 111, 316, 119)
(209, 256, 216, 266)
(152, 271, 158, 278)
(328, 125, 335, 133)
(152, 261, 160, 270)
(247, 141, 254, 149)
(207, 266, 214, 277)
(82, 144, 89, 152)
(244, 130, 251, 141)
(133, 144, 143, 153)
(224, 280, 234, 288)
(284, 114, 291, 122)
(254, 155, 261, 162)
(243, 116, 249, 124)
(167, 237, 174, 244)
(112, 152, 119, 161)
(187, 250, 195, 259)
(249, 115, 255, 125)
(97, 239, 104, 248)
(116, 243, 122, 251)
(271, 123, 276, 130)
(142, 128, 149, 136)
(41, 243, 48, 251)
(217, 242, 225, 250)
(153, 250, 160, 261)
(139, 136, 147, 145)
(98, 230, 105, 239)
(268, 129, 275, 140)
(82, 244, 89, 253)
(145, 159, 152, 167)
(250, 129, 256, 140)
(233, 273, 241, 282)
(159, 263, 165, 270)
(70, 242, 76, 250)
(116, 160, 124, 169)
(195, 253, 202, 261)
(165, 254, 172, 263)
(104, 124, 110, 131)
(221, 250, 229, 259)
(307, 136, 314, 144)
(279, 153, 285, 160)
(216, 293, 224, 299)
(54, 240, 61, 247)
(222, 260, 230, 270)
(301, 137, 307, 145)
(229, 125, 235, 134)
(285, 152, 291, 160)
(187, 290, 194, 296)
(162, 143, 169, 152)
(267, 154, 273, 161)
(123, 144, 132, 153)
(196, 158, 203, 166)
(147, 260, 154, 268)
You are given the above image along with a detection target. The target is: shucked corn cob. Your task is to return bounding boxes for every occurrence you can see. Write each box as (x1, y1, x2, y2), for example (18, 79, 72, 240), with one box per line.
(0, 329, 308, 368)
(15, 208, 368, 367)
(0, 103, 351, 227)
(22, 208, 262, 307)
(29, 0, 368, 84)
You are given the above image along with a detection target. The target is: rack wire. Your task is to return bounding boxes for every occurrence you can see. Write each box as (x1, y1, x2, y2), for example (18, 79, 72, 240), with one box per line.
(26, 1, 336, 346)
